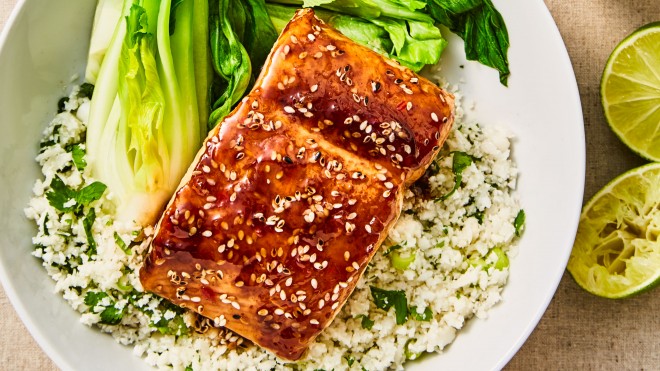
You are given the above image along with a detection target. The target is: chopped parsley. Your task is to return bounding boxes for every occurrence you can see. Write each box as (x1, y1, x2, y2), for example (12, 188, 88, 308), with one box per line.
(514, 209, 526, 236)
(82, 208, 97, 255)
(78, 82, 95, 99)
(435, 151, 473, 202)
(370, 286, 408, 325)
(57, 97, 69, 113)
(46, 177, 107, 215)
(69, 144, 87, 171)
(409, 306, 433, 321)
(344, 355, 355, 367)
(358, 314, 374, 330)
(84, 291, 125, 325)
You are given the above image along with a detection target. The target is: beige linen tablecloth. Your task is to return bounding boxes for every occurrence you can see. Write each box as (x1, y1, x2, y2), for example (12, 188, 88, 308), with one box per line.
(1, 0, 659, 369)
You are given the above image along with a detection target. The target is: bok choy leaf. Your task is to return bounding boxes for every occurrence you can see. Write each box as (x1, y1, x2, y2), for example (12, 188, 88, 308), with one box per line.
(85, 0, 208, 226)
(266, 2, 446, 72)
(207, 0, 278, 127)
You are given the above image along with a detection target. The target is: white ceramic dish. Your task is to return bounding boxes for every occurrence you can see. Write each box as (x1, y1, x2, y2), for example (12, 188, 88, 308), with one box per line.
(0, 0, 584, 370)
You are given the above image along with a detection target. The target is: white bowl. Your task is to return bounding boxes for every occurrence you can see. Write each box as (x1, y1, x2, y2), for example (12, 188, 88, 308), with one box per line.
(0, 0, 584, 370)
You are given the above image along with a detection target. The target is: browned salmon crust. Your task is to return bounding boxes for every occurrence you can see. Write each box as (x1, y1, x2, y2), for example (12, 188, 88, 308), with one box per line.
(140, 8, 454, 361)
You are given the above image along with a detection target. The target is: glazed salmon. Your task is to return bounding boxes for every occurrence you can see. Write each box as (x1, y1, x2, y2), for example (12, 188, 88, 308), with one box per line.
(139, 8, 454, 361)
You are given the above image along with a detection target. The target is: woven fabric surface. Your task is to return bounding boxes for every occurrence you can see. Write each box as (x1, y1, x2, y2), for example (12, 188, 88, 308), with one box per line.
(0, 0, 658, 369)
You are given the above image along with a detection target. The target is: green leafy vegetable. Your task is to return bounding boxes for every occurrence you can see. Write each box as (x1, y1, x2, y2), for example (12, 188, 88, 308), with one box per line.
(85, 0, 208, 226)
(265, 2, 446, 72)
(114, 232, 131, 255)
(70, 144, 87, 171)
(514, 209, 525, 236)
(266, 0, 509, 80)
(409, 306, 433, 321)
(435, 151, 472, 202)
(79, 83, 95, 99)
(100, 305, 126, 325)
(83, 208, 98, 255)
(358, 314, 374, 329)
(84, 291, 125, 325)
(370, 286, 408, 325)
(84, 291, 109, 307)
(427, 0, 510, 85)
(57, 97, 69, 113)
(46, 177, 107, 214)
(208, 0, 278, 126)
(344, 355, 355, 366)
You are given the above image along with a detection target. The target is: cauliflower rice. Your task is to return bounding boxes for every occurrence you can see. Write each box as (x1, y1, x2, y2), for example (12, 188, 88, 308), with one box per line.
(25, 83, 522, 370)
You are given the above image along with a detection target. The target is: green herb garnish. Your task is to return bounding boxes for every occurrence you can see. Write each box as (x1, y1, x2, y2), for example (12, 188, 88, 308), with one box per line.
(436, 151, 473, 202)
(82, 208, 97, 255)
(370, 286, 408, 325)
(46, 177, 107, 214)
(358, 314, 374, 330)
(409, 306, 433, 321)
(70, 144, 87, 171)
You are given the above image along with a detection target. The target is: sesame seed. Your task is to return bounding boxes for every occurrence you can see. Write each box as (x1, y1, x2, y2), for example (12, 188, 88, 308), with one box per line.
(431, 112, 439, 122)
(314, 52, 323, 58)
(280, 290, 286, 301)
(285, 277, 293, 287)
(384, 182, 394, 189)
(290, 35, 298, 43)
(318, 299, 325, 309)
(191, 296, 201, 303)
(299, 52, 308, 59)
(311, 278, 318, 289)
(202, 230, 212, 237)
(274, 308, 284, 315)
(258, 309, 268, 316)
(310, 84, 318, 93)
(332, 302, 339, 310)
(308, 34, 316, 41)
(406, 102, 413, 110)
(202, 165, 210, 173)
(310, 319, 320, 325)
(284, 106, 295, 113)
(365, 225, 372, 233)
(231, 302, 240, 310)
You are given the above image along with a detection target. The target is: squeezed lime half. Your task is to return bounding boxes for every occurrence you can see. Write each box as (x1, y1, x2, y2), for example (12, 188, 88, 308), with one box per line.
(567, 163, 660, 298)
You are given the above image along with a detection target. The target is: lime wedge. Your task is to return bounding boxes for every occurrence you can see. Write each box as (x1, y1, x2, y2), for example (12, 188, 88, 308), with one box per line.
(601, 22, 660, 161)
(567, 163, 660, 298)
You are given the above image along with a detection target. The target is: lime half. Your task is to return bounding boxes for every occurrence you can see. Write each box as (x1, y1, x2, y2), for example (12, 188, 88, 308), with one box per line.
(568, 163, 660, 298)
(601, 22, 660, 161)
